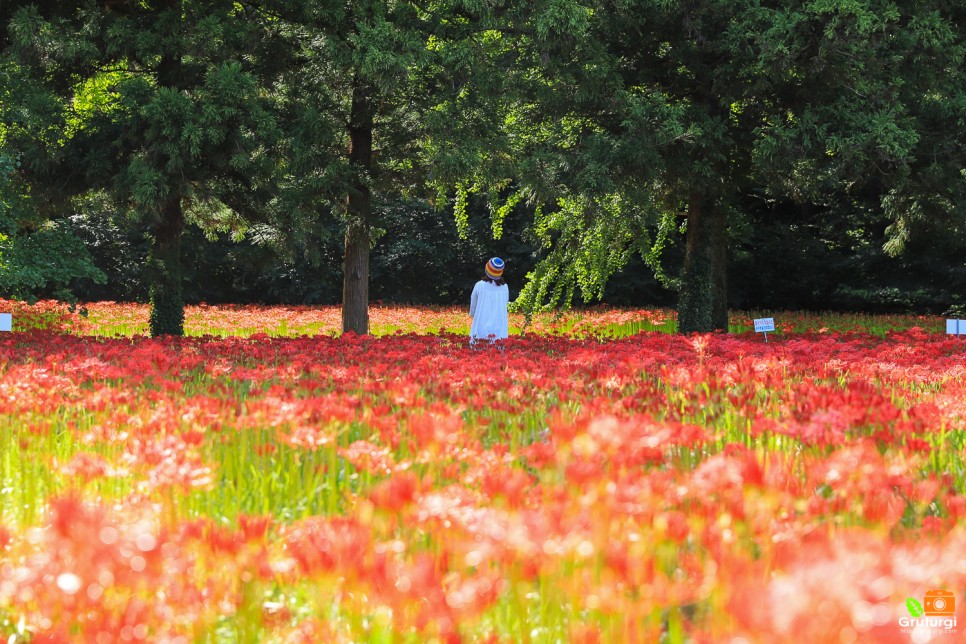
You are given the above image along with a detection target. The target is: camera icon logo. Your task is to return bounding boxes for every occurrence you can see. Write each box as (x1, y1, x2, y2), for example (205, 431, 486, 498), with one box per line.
(924, 589, 956, 616)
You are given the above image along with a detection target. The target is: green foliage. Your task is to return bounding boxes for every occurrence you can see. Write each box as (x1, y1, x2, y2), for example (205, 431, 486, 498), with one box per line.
(492, 190, 522, 240)
(0, 220, 106, 303)
(514, 194, 663, 315)
(453, 183, 474, 239)
(0, 150, 105, 302)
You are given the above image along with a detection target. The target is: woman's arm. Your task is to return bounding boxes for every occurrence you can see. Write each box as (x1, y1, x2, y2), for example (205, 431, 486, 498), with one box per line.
(469, 282, 479, 317)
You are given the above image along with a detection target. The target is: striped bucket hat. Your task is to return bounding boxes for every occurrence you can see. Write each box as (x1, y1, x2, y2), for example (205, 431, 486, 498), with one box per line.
(485, 257, 505, 279)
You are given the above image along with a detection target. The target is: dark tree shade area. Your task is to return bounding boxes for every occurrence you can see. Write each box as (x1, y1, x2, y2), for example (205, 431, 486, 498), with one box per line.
(63, 193, 963, 316)
(2, 1, 965, 334)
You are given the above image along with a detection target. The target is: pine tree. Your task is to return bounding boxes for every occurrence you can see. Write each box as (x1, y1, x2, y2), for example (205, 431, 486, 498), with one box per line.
(6, 1, 283, 335)
(269, 0, 529, 334)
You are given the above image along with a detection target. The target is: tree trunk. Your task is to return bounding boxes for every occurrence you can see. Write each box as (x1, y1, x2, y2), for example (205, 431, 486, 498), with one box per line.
(343, 220, 370, 334)
(149, 37, 185, 337)
(678, 194, 728, 333)
(342, 74, 374, 335)
(710, 202, 728, 331)
(148, 196, 185, 336)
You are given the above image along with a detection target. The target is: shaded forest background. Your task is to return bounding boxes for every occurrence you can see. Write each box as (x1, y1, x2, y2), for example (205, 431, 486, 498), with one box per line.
(2, 0, 965, 331)
(67, 193, 963, 314)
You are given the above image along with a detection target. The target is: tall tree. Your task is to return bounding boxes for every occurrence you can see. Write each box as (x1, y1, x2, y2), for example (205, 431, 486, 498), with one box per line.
(6, 1, 282, 335)
(270, 0, 535, 334)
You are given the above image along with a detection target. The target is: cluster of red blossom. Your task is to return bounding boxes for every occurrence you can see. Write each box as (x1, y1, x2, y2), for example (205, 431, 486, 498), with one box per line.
(0, 306, 963, 641)
(3, 298, 942, 338)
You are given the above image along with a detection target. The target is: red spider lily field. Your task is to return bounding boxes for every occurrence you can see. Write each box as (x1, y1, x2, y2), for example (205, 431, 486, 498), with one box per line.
(0, 300, 964, 643)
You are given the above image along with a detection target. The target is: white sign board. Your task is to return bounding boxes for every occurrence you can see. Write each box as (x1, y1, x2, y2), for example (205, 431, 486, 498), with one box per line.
(753, 317, 775, 342)
(753, 317, 775, 333)
(947, 319, 965, 336)
(0, 314, 10, 332)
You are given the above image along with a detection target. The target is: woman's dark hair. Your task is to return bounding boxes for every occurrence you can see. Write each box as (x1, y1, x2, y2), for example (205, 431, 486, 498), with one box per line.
(482, 275, 506, 286)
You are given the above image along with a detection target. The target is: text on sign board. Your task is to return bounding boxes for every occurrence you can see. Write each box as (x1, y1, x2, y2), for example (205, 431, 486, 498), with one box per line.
(754, 317, 775, 333)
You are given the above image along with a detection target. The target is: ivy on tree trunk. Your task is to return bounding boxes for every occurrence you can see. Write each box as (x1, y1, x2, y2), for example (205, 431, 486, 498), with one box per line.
(148, 196, 185, 337)
(147, 43, 186, 337)
(679, 195, 727, 334)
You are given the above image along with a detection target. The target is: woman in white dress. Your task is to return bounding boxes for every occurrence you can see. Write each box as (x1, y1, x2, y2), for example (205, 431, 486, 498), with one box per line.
(469, 257, 509, 344)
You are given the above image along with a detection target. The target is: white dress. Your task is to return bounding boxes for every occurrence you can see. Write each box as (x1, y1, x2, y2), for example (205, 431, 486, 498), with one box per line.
(469, 280, 509, 342)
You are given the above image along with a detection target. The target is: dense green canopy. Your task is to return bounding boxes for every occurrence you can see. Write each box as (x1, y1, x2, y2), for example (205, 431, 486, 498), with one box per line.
(2, 0, 964, 333)
(456, 0, 966, 332)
